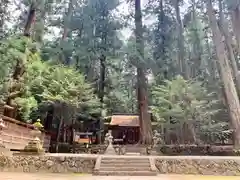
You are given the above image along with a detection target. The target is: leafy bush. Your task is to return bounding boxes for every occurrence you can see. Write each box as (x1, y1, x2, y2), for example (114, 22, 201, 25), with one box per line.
(14, 96, 38, 121)
(151, 75, 219, 124)
(151, 75, 226, 142)
(0, 36, 101, 121)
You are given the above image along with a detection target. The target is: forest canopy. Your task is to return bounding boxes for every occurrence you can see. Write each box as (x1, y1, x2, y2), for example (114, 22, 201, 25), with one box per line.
(1, 0, 240, 146)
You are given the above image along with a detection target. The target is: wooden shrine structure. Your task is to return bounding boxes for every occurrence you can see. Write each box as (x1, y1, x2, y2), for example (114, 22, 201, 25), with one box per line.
(105, 114, 157, 144)
(108, 114, 140, 144)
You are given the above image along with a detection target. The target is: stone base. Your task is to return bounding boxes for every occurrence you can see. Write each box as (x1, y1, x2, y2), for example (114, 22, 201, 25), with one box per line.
(104, 143, 116, 155)
(22, 147, 45, 153)
(149, 147, 160, 155)
(0, 143, 5, 148)
(125, 152, 140, 156)
(0, 147, 12, 156)
(22, 138, 45, 155)
(13, 151, 45, 156)
(139, 147, 149, 155)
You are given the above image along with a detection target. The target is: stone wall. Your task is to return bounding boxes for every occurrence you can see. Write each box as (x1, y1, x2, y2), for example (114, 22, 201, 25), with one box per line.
(0, 154, 96, 173)
(2, 153, 240, 175)
(155, 157, 240, 176)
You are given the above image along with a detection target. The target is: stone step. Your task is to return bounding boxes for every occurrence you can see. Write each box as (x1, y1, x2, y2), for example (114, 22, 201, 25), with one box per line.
(125, 152, 141, 156)
(100, 163, 150, 167)
(99, 167, 151, 171)
(101, 160, 149, 163)
(125, 147, 141, 150)
(101, 158, 149, 162)
(94, 170, 156, 176)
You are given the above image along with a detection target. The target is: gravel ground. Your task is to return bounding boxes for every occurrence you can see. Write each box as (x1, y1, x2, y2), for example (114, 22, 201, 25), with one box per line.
(0, 173, 240, 180)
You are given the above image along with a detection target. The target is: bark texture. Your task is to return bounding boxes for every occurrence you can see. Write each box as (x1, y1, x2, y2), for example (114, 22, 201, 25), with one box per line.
(135, 0, 153, 145)
(174, 0, 187, 78)
(207, 0, 240, 147)
(218, 0, 240, 94)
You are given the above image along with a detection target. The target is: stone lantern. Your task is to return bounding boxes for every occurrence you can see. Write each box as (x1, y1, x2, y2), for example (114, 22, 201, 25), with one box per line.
(148, 130, 162, 155)
(22, 119, 45, 154)
(104, 130, 116, 155)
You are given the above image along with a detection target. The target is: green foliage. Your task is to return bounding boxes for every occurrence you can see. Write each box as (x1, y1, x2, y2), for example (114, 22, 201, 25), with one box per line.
(150, 75, 231, 142)
(26, 58, 101, 113)
(0, 0, 235, 144)
(151, 75, 220, 125)
(0, 36, 101, 121)
(104, 53, 137, 114)
(0, 36, 27, 77)
(15, 96, 38, 121)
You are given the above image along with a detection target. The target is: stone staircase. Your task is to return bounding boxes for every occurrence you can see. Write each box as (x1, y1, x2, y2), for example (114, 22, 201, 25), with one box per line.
(93, 156, 157, 176)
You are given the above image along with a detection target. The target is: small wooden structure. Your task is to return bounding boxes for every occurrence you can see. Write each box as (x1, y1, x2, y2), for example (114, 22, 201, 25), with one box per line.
(74, 132, 95, 144)
(105, 113, 159, 145)
(106, 114, 140, 144)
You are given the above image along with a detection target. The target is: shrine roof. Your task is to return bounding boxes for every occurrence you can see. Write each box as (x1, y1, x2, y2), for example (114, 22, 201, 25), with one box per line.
(110, 115, 139, 127)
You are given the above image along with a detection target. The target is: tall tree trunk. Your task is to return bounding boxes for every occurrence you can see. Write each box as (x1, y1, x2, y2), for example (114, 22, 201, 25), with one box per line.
(62, 0, 73, 40)
(204, 28, 217, 81)
(152, 0, 166, 82)
(135, 0, 153, 145)
(218, 0, 240, 94)
(0, 0, 8, 38)
(191, 0, 202, 78)
(98, 9, 107, 144)
(55, 117, 63, 153)
(159, 0, 165, 60)
(207, 0, 240, 148)
(228, 3, 240, 56)
(131, 79, 134, 113)
(99, 54, 106, 104)
(98, 7, 107, 105)
(61, 0, 74, 65)
(174, 0, 187, 78)
(24, 1, 37, 37)
(0, 5, 4, 37)
(5, 1, 37, 118)
(34, 1, 46, 43)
